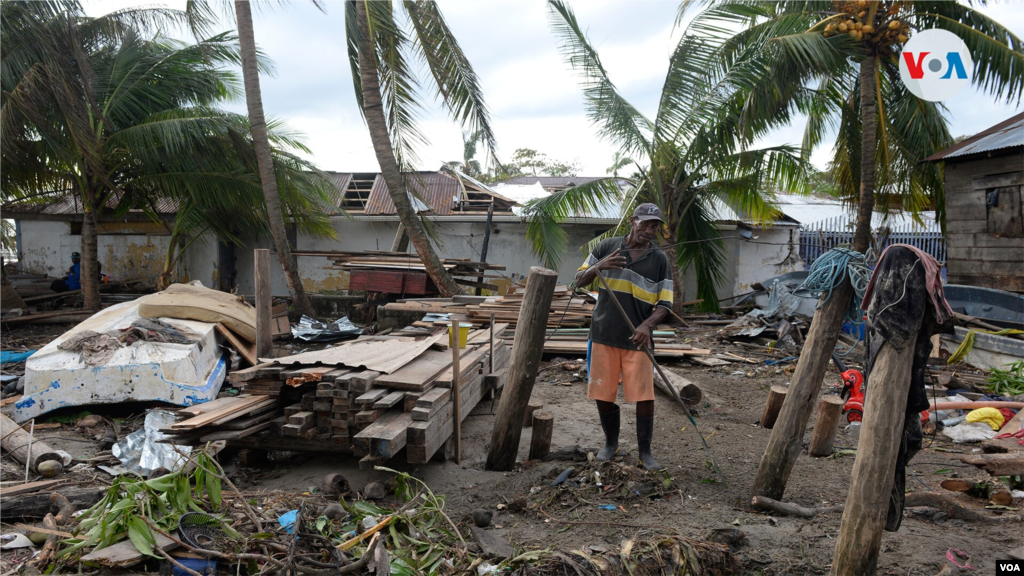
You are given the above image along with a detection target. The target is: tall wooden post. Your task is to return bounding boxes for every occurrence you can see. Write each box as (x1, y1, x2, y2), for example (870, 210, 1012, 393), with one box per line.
(485, 266, 557, 471)
(475, 203, 494, 296)
(833, 320, 922, 575)
(255, 249, 273, 359)
(450, 320, 462, 464)
(752, 281, 853, 499)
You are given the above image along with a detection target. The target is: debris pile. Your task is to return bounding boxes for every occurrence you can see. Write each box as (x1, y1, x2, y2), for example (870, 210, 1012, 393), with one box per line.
(163, 324, 511, 465)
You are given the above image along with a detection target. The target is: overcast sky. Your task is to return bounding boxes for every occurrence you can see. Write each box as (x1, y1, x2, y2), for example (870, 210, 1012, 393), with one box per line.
(83, 0, 1024, 176)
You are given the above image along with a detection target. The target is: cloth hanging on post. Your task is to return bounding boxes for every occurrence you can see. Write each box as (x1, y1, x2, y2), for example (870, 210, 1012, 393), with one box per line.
(861, 245, 954, 532)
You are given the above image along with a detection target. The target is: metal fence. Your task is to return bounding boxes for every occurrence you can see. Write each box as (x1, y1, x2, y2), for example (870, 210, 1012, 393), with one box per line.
(799, 216, 946, 267)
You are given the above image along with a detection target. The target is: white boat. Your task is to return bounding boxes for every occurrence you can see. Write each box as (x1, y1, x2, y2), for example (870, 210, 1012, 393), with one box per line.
(13, 296, 226, 423)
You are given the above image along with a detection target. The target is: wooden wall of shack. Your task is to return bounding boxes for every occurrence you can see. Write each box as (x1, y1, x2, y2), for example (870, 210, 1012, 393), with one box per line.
(943, 148, 1024, 293)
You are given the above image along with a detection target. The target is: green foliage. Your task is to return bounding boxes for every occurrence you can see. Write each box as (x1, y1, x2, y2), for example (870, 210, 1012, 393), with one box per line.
(531, 1, 810, 311)
(60, 449, 236, 559)
(988, 360, 1024, 397)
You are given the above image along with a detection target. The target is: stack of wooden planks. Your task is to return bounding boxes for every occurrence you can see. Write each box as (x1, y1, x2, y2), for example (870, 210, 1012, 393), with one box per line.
(163, 324, 511, 465)
(291, 250, 507, 293)
(498, 327, 712, 358)
(159, 394, 284, 444)
(383, 286, 595, 329)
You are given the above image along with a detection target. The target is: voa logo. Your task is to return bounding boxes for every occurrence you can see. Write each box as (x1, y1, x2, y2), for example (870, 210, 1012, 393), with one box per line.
(898, 29, 973, 102)
(997, 558, 1024, 575)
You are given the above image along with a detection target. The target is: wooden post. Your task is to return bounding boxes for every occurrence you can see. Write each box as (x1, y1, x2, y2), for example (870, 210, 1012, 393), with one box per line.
(809, 395, 846, 457)
(529, 410, 554, 461)
(485, 266, 558, 471)
(450, 320, 462, 464)
(522, 401, 542, 428)
(752, 281, 854, 499)
(254, 249, 273, 359)
(0, 413, 62, 475)
(475, 202, 494, 296)
(489, 312, 495, 374)
(833, 326, 922, 575)
(760, 386, 788, 429)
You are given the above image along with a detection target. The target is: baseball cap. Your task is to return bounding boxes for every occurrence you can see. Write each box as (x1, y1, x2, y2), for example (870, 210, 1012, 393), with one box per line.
(632, 203, 663, 222)
(71, 252, 81, 259)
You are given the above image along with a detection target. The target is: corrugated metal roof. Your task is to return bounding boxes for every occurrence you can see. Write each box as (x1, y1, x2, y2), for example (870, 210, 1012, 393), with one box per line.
(2, 192, 179, 215)
(324, 172, 353, 209)
(499, 176, 608, 190)
(365, 171, 461, 215)
(927, 112, 1024, 162)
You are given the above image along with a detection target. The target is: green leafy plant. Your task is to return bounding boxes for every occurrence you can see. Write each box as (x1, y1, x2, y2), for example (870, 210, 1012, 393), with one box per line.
(988, 360, 1024, 396)
(61, 449, 236, 559)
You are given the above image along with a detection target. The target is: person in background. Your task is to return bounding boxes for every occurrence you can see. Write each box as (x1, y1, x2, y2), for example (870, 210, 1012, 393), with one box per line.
(50, 252, 104, 293)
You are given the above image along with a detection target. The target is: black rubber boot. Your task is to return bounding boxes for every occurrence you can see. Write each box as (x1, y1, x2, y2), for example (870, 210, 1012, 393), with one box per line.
(636, 415, 663, 471)
(596, 406, 619, 461)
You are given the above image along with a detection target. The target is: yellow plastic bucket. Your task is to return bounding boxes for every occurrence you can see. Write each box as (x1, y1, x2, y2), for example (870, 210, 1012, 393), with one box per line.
(448, 322, 473, 349)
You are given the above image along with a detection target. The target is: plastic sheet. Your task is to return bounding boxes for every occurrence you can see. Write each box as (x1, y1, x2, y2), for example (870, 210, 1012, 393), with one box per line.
(111, 410, 191, 475)
(291, 315, 362, 342)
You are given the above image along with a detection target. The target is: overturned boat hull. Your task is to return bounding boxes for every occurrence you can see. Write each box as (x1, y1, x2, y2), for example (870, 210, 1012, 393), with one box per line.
(13, 298, 226, 423)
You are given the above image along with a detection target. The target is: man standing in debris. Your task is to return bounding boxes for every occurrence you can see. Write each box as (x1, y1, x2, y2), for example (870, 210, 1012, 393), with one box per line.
(575, 203, 672, 470)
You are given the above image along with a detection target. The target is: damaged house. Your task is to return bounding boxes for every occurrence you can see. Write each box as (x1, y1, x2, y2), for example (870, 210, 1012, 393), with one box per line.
(6, 170, 807, 302)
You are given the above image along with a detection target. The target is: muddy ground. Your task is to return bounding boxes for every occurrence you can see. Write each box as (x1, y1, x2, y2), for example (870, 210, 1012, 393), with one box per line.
(2, 325, 1019, 575)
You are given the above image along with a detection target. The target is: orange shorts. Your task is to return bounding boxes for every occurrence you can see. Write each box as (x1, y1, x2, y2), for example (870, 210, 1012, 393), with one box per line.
(587, 341, 654, 403)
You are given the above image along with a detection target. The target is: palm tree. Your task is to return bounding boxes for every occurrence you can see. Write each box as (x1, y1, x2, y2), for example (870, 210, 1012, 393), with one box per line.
(445, 129, 486, 176)
(682, 1, 1023, 513)
(347, 0, 496, 297)
(1, 1, 335, 307)
(524, 1, 809, 313)
(231, 0, 318, 317)
(680, 0, 1021, 251)
(605, 151, 632, 178)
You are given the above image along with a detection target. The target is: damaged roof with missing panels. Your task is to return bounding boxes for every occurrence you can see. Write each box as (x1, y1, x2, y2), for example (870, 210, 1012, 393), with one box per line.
(926, 112, 1024, 162)
(331, 170, 517, 215)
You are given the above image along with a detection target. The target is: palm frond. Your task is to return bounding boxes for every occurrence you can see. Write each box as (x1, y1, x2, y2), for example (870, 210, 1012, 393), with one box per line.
(403, 0, 497, 160)
(546, 0, 652, 155)
(521, 178, 622, 269)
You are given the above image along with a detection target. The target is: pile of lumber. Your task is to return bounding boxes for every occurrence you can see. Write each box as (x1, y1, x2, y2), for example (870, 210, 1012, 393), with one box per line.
(159, 394, 284, 444)
(167, 324, 511, 465)
(291, 250, 507, 293)
(464, 286, 593, 328)
(383, 286, 595, 329)
(500, 327, 711, 358)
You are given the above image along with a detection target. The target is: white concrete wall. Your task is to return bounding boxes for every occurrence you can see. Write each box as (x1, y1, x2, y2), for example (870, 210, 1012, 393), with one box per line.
(17, 217, 803, 304)
(17, 220, 171, 286)
(190, 217, 610, 297)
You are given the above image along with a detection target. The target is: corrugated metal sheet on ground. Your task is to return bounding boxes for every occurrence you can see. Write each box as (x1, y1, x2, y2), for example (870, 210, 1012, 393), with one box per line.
(263, 331, 445, 374)
(927, 112, 1023, 161)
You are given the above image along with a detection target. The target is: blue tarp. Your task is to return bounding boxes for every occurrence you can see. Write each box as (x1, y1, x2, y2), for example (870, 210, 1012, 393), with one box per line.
(1, 350, 36, 365)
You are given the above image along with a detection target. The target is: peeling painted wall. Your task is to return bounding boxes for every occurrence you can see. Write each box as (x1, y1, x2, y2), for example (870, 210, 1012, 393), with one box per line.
(18, 220, 172, 285)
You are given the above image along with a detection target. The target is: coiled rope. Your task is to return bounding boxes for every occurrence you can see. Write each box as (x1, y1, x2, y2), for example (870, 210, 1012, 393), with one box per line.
(798, 248, 871, 326)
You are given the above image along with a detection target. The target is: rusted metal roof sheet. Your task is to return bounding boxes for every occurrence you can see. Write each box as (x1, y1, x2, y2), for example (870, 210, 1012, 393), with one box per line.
(927, 112, 1024, 162)
(324, 172, 353, 209)
(2, 192, 179, 215)
(365, 171, 459, 215)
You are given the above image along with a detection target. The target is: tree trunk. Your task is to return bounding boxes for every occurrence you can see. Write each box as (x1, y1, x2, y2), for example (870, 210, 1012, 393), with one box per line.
(853, 56, 877, 254)
(662, 245, 685, 316)
(80, 198, 101, 310)
(749, 56, 880, 501)
(1, 262, 26, 310)
(354, 1, 460, 297)
(234, 0, 314, 316)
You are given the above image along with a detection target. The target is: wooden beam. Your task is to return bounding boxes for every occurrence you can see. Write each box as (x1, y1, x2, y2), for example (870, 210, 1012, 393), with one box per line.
(833, 315, 922, 576)
(255, 248, 272, 359)
(486, 267, 558, 471)
(451, 320, 462, 464)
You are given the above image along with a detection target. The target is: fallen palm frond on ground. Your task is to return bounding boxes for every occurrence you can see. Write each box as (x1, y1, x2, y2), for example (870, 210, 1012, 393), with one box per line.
(504, 535, 739, 576)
